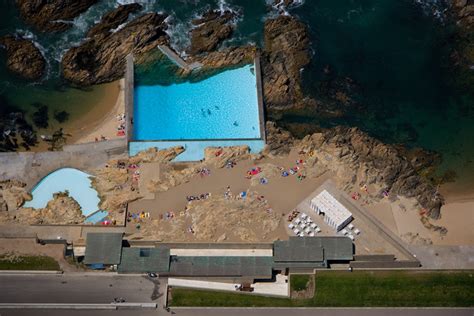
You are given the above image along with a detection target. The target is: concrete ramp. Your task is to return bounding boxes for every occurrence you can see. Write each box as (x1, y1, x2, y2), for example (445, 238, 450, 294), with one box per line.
(157, 45, 202, 71)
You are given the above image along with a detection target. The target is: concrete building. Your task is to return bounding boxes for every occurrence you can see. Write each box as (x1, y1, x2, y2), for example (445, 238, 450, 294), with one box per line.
(83, 232, 123, 268)
(83, 233, 354, 279)
(310, 190, 353, 231)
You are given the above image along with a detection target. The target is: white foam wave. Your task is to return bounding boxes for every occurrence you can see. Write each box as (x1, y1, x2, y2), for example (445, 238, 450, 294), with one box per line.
(413, 0, 447, 21)
(116, 0, 155, 11)
(270, 0, 305, 16)
(164, 14, 193, 57)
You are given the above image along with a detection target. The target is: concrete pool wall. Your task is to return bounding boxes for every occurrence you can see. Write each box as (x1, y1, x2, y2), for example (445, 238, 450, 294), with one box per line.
(125, 51, 266, 161)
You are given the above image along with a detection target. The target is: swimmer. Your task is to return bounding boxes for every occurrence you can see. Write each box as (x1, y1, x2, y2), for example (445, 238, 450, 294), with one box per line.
(233, 121, 239, 126)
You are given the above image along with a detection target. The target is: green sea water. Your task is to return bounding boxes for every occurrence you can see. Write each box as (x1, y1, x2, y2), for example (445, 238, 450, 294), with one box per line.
(0, 0, 473, 187)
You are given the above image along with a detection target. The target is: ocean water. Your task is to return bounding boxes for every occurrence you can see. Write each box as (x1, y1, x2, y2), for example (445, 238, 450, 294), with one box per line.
(1, 0, 473, 187)
(134, 64, 261, 140)
(280, 0, 474, 188)
(24, 167, 101, 217)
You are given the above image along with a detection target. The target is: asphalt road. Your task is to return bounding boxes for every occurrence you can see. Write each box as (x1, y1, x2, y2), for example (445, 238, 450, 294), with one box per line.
(0, 308, 472, 316)
(0, 275, 472, 316)
(0, 274, 160, 304)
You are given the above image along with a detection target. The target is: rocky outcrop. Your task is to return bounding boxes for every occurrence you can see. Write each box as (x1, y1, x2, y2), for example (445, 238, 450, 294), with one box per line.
(62, 12, 168, 85)
(188, 10, 236, 55)
(264, 121, 295, 155)
(86, 3, 142, 38)
(203, 146, 251, 168)
(292, 126, 444, 219)
(16, 0, 98, 32)
(189, 46, 256, 70)
(13, 191, 84, 225)
(447, 0, 474, 91)
(90, 146, 185, 223)
(261, 16, 311, 110)
(136, 193, 281, 242)
(452, 0, 474, 28)
(0, 180, 31, 212)
(0, 35, 46, 80)
(37, 191, 84, 224)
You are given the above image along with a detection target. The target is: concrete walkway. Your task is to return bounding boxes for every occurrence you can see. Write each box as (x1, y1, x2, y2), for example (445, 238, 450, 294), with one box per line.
(157, 45, 202, 71)
(168, 274, 288, 297)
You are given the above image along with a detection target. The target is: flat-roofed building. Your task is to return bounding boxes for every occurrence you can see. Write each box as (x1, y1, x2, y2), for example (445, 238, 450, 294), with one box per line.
(273, 237, 353, 271)
(118, 247, 171, 273)
(84, 232, 123, 266)
(310, 190, 353, 231)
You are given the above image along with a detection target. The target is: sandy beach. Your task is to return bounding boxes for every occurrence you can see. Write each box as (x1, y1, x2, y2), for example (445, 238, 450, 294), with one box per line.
(365, 192, 474, 246)
(73, 79, 125, 144)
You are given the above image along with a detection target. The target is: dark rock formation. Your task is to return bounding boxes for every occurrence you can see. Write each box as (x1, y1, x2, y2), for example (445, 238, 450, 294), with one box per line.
(266, 121, 444, 219)
(188, 10, 236, 55)
(451, 0, 474, 28)
(448, 0, 474, 92)
(309, 127, 443, 219)
(87, 3, 142, 38)
(16, 0, 98, 32)
(0, 35, 46, 80)
(264, 121, 294, 155)
(190, 46, 256, 70)
(62, 12, 168, 85)
(261, 16, 311, 110)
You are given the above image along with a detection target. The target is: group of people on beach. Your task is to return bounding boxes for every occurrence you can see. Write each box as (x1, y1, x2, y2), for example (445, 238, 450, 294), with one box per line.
(127, 211, 151, 229)
(186, 193, 211, 201)
(116, 113, 126, 137)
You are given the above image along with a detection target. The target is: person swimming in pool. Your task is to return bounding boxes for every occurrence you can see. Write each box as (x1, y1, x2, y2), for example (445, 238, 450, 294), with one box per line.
(233, 121, 239, 126)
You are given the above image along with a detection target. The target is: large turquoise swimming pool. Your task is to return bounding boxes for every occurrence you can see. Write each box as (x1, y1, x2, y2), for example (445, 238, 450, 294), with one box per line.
(133, 64, 261, 140)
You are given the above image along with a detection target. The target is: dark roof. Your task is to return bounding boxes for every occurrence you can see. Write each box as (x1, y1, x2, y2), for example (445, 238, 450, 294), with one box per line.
(320, 237, 354, 261)
(169, 256, 273, 278)
(273, 237, 353, 263)
(118, 247, 171, 273)
(84, 233, 123, 265)
(274, 238, 324, 262)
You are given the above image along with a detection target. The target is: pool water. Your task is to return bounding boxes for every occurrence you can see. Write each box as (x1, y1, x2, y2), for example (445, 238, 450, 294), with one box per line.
(133, 64, 261, 140)
(24, 168, 101, 219)
(84, 210, 109, 224)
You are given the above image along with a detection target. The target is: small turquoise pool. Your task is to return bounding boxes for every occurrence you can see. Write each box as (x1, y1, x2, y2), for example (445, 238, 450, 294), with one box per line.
(133, 64, 261, 140)
(24, 168, 103, 221)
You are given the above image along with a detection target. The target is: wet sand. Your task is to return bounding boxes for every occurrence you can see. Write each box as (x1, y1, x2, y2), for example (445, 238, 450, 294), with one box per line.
(68, 80, 125, 144)
(28, 81, 122, 151)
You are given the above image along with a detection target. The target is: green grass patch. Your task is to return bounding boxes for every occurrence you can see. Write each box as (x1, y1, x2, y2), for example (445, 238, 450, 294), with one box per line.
(170, 271, 474, 307)
(291, 274, 310, 291)
(0, 254, 60, 271)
